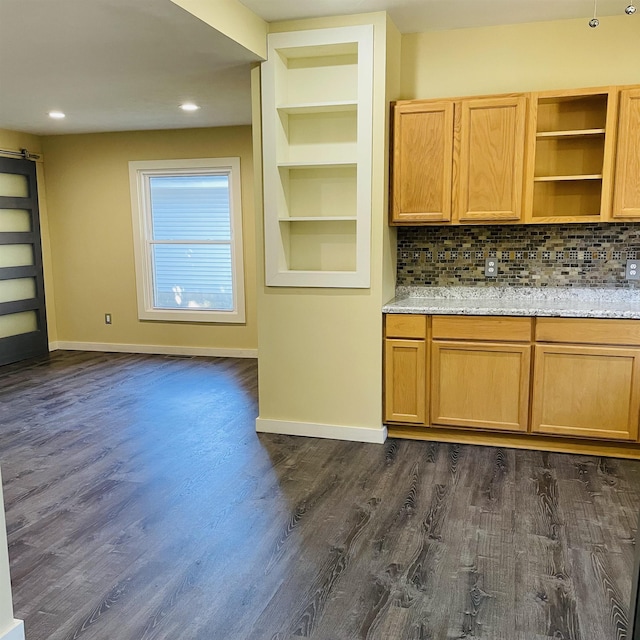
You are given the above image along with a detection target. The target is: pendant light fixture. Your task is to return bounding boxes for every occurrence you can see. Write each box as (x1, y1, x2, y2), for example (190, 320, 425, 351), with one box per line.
(588, 0, 636, 25)
(589, 0, 600, 26)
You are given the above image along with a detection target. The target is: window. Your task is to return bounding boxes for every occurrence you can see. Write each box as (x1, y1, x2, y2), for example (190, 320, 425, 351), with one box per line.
(129, 158, 245, 323)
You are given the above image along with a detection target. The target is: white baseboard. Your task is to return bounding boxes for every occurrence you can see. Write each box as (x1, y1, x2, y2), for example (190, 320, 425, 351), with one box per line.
(49, 341, 257, 359)
(0, 620, 24, 640)
(256, 418, 387, 444)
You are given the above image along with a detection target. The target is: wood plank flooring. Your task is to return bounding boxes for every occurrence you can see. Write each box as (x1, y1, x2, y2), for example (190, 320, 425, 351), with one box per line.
(0, 351, 639, 639)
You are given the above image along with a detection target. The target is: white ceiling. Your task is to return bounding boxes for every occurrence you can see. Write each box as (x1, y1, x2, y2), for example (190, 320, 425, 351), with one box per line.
(0, 0, 633, 136)
(0, 0, 261, 135)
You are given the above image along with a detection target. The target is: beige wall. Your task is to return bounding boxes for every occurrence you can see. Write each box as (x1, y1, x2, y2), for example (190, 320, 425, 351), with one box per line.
(401, 15, 640, 100)
(170, 0, 267, 58)
(0, 129, 42, 156)
(256, 13, 399, 436)
(0, 128, 58, 343)
(42, 126, 257, 352)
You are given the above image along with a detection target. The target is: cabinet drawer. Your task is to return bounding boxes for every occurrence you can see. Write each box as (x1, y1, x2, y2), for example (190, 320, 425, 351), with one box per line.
(385, 314, 427, 339)
(432, 315, 532, 342)
(536, 317, 640, 346)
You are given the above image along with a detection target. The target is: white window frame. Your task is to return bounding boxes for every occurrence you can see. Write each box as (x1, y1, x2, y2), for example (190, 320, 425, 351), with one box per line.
(128, 157, 245, 323)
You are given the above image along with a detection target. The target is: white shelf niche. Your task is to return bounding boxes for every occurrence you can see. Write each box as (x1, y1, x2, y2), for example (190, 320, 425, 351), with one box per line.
(276, 104, 358, 165)
(281, 219, 358, 272)
(273, 42, 359, 106)
(262, 24, 374, 288)
(276, 164, 357, 220)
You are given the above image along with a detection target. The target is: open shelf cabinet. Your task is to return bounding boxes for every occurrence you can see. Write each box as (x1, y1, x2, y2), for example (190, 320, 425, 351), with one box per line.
(525, 88, 617, 223)
(262, 25, 373, 288)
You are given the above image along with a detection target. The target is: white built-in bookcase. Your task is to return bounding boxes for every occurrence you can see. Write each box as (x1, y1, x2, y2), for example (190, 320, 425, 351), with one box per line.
(261, 25, 374, 288)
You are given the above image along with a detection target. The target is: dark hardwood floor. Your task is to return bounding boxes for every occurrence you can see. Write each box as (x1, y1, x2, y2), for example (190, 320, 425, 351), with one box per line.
(0, 351, 639, 639)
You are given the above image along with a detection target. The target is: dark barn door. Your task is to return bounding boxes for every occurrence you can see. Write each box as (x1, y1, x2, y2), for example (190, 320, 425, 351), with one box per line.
(0, 156, 48, 366)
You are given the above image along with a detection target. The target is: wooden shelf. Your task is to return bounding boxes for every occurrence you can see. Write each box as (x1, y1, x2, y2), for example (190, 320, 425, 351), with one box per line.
(531, 179, 603, 220)
(526, 88, 615, 222)
(534, 174, 603, 182)
(536, 128, 605, 138)
(536, 93, 608, 131)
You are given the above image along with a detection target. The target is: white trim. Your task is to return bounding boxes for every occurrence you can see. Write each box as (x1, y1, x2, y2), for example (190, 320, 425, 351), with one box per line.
(255, 418, 387, 444)
(0, 620, 24, 640)
(49, 341, 257, 359)
(128, 157, 246, 323)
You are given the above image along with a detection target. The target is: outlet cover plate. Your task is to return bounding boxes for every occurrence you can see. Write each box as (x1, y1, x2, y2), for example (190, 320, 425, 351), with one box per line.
(626, 259, 640, 280)
(485, 258, 498, 278)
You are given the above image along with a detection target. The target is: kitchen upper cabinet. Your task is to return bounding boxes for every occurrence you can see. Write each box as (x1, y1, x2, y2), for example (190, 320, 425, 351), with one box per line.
(390, 101, 454, 223)
(457, 96, 527, 222)
(390, 83, 640, 227)
(384, 315, 428, 424)
(390, 95, 527, 225)
(612, 88, 640, 220)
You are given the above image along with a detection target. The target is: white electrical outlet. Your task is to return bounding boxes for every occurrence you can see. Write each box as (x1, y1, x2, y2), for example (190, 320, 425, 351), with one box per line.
(105, 313, 112, 324)
(485, 258, 498, 278)
(626, 260, 640, 280)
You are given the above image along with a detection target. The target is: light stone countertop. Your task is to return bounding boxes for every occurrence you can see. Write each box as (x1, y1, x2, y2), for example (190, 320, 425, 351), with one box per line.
(383, 287, 640, 320)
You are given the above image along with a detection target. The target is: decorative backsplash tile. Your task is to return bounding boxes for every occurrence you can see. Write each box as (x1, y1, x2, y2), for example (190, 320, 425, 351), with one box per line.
(396, 224, 640, 288)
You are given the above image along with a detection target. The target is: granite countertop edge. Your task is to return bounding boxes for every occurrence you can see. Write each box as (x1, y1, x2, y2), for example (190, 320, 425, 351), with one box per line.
(382, 287, 640, 320)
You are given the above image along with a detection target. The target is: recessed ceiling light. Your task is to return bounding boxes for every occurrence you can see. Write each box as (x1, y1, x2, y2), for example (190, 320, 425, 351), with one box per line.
(180, 103, 200, 112)
(48, 111, 66, 119)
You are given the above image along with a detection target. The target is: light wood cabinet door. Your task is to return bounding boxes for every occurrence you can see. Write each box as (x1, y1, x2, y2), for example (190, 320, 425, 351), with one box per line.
(384, 339, 427, 424)
(613, 88, 640, 219)
(431, 341, 531, 432)
(531, 344, 640, 441)
(457, 96, 527, 222)
(390, 101, 454, 223)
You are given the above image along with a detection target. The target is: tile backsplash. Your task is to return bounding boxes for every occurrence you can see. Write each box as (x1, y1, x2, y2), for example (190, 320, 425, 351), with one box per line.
(397, 224, 640, 288)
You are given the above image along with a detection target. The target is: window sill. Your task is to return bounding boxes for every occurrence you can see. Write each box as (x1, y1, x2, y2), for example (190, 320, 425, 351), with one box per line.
(138, 307, 245, 324)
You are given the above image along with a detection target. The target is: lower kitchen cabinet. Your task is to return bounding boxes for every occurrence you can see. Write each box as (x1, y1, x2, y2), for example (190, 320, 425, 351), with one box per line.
(384, 338, 427, 424)
(384, 314, 428, 424)
(383, 313, 640, 453)
(531, 344, 640, 441)
(431, 341, 531, 432)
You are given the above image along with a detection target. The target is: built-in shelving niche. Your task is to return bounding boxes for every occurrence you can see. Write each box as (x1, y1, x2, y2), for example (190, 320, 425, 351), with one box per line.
(262, 25, 373, 288)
